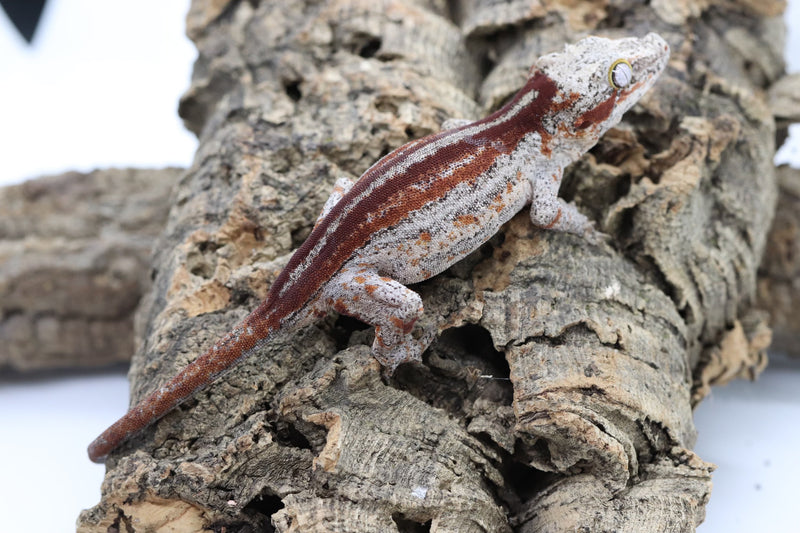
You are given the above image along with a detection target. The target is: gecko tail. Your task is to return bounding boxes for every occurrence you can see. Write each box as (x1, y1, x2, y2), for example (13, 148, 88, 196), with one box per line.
(87, 311, 279, 463)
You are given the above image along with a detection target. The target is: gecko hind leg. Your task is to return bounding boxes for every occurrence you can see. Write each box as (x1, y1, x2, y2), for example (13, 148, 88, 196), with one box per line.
(324, 267, 431, 374)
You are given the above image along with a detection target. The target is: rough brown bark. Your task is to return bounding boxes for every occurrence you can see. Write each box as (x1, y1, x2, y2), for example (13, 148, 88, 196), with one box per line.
(769, 72, 800, 146)
(757, 71, 800, 355)
(758, 165, 800, 355)
(0, 168, 182, 372)
(78, 1, 783, 531)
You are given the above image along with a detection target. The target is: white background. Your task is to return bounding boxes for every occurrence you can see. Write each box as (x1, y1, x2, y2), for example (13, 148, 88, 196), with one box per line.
(0, 1, 798, 531)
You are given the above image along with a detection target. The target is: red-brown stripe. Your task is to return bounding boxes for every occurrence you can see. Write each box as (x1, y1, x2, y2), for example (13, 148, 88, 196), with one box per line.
(574, 92, 617, 130)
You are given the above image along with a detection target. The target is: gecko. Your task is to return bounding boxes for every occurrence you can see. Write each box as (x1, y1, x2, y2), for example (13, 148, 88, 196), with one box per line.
(88, 33, 669, 463)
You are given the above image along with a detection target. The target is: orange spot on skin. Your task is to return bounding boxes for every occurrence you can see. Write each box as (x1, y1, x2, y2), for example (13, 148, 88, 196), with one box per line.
(391, 316, 418, 335)
(543, 208, 562, 229)
(454, 214, 479, 227)
(332, 298, 349, 313)
(540, 136, 552, 157)
(419, 231, 431, 242)
(491, 200, 505, 214)
(365, 284, 378, 295)
(354, 276, 366, 284)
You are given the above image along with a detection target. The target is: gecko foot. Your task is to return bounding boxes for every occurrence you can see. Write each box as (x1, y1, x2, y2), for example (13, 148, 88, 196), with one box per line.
(372, 326, 436, 377)
(323, 266, 434, 376)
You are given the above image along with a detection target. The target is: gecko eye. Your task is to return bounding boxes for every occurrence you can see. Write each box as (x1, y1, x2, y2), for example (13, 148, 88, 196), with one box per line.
(608, 59, 633, 89)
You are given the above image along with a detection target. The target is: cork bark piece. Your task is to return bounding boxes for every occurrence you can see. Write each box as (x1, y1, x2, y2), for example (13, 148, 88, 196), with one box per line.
(0, 168, 182, 371)
(79, 0, 781, 531)
(758, 165, 800, 355)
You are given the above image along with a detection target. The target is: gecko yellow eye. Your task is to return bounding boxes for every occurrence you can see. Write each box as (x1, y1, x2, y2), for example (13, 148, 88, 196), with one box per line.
(608, 59, 633, 89)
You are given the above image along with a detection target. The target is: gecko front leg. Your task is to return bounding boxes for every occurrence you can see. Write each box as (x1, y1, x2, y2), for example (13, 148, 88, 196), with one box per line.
(323, 266, 430, 374)
(528, 165, 598, 239)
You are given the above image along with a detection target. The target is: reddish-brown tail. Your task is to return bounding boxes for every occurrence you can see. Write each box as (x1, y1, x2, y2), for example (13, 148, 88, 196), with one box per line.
(87, 311, 278, 463)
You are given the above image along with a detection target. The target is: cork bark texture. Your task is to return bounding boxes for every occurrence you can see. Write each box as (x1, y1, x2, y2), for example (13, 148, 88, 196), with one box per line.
(78, 0, 784, 531)
(759, 165, 800, 355)
(0, 168, 182, 371)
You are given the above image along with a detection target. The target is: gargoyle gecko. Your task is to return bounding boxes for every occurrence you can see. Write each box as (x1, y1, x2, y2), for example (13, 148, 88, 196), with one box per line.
(89, 33, 669, 462)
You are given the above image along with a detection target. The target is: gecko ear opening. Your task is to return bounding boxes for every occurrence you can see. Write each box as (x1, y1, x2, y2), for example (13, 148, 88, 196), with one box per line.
(608, 59, 633, 89)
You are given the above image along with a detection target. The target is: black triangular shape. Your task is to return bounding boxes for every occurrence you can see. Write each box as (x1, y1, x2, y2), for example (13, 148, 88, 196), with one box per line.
(0, 0, 47, 44)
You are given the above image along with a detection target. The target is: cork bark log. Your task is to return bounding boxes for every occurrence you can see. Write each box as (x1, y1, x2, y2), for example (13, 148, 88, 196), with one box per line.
(78, 0, 784, 531)
(758, 70, 800, 355)
(0, 168, 182, 372)
(759, 165, 800, 355)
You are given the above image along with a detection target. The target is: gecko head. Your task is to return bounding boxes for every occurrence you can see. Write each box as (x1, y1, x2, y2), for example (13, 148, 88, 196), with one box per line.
(532, 33, 669, 151)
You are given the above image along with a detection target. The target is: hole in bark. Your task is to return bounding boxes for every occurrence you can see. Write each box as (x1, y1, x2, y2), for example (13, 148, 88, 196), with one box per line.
(374, 97, 399, 115)
(188, 240, 221, 279)
(110, 510, 135, 533)
(477, 50, 496, 79)
(615, 173, 632, 199)
(394, 323, 513, 416)
(598, 5, 627, 28)
(283, 80, 302, 102)
(616, 209, 638, 243)
(332, 314, 371, 350)
(334, 314, 370, 332)
(376, 144, 393, 160)
(274, 421, 312, 450)
(356, 35, 382, 58)
(229, 287, 252, 306)
(505, 447, 557, 503)
(444, 0, 462, 25)
(437, 325, 505, 369)
(243, 493, 284, 522)
(290, 224, 312, 249)
(392, 513, 432, 532)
